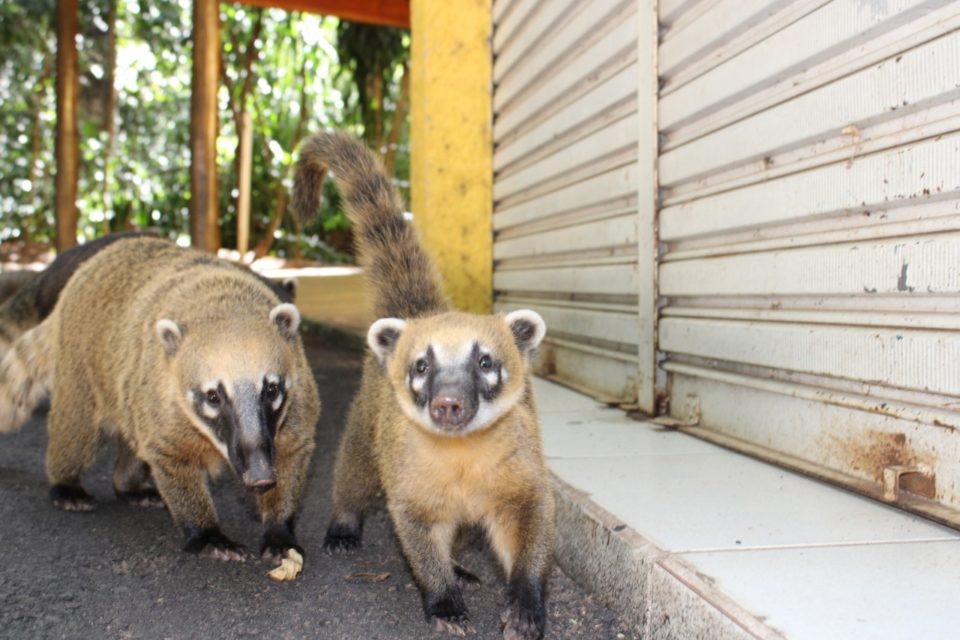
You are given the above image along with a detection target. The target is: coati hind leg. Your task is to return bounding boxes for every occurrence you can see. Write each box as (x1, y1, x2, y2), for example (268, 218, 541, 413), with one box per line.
(147, 454, 247, 562)
(486, 498, 555, 640)
(112, 439, 164, 508)
(45, 385, 99, 513)
(390, 506, 475, 636)
(256, 429, 315, 562)
(323, 403, 381, 552)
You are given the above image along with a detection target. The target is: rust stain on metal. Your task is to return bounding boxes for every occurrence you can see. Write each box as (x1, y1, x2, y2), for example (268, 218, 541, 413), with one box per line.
(828, 430, 936, 500)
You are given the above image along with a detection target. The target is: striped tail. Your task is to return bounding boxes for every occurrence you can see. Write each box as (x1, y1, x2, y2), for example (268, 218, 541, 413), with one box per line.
(292, 131, 448, 320)
(0, 318, 55, 433)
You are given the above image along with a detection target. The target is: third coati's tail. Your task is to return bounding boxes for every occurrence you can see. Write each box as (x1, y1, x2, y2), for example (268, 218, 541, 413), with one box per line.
(0, 318, 55, 433)
(292, 132, 447, 319)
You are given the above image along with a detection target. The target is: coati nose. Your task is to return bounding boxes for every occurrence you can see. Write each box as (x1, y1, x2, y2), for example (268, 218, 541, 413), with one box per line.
(241, 452, 277, 493)
(430, 396, 467, 426)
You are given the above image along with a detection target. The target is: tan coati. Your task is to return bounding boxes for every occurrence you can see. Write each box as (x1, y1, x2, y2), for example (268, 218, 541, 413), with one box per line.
(0, 231, 296, 362)
(0, 237, 319, 566)
(293, 132, 555, 639)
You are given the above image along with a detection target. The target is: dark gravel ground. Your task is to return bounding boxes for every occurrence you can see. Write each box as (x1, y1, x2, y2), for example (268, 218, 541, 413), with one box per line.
(0, 329, 634, 640)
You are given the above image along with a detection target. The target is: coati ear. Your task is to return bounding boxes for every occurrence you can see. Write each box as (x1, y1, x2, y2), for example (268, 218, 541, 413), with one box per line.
(270, 303, 301, 340)
(367, 318, 406, 364)
(156, 319, 184, 358)
(505, 309, 547, 353)
(281, 277, 297, 301)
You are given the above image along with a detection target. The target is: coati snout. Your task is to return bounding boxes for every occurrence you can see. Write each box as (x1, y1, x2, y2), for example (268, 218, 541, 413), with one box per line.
(158, 304, 300, 494)
(367, 309, 547, 436)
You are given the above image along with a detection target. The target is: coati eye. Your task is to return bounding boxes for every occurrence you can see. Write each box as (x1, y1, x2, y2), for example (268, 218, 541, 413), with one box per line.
(264, 381, 281, 401)
(478, 354, 493, 371)
(205, 390, 221, 406)
(415, 359, 429, 374)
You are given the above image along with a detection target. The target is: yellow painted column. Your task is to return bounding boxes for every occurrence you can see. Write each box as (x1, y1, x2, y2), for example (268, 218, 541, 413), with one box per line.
(410, 0, 492, 313)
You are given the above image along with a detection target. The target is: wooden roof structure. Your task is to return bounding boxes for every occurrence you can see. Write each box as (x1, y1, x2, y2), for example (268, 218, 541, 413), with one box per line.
(236, 0, 409, 28)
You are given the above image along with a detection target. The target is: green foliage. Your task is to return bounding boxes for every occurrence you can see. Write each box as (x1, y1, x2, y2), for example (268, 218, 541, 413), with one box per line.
(0, 2, 410, 264)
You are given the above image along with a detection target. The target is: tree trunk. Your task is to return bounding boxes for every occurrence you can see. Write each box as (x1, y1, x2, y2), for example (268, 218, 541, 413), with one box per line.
(55, 0, 80, 252)
(189, 0, 221, 252)
(383, 62, 408, 177)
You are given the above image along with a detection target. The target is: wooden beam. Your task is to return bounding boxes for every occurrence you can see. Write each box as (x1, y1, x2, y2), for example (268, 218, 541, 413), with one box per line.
(190, 0, 221, 252)
(54, 0, 79, 252)
(234, 0, 409, 28)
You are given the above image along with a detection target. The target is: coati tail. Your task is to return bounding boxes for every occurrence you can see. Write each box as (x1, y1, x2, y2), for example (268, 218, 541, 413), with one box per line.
(292, 132, 447, 319)
(0, 320, 54, 433)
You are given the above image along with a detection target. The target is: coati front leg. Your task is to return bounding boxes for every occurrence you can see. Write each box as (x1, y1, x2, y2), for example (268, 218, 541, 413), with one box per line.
(256, 429, 315, 562)
(45, 389, 99, 512)
(391, 506, 475, 636)
(323, 403, 380, 552)
(487, 497, 555, 640)
(112, 438, 164, 508)
(148, 454, 247, 561)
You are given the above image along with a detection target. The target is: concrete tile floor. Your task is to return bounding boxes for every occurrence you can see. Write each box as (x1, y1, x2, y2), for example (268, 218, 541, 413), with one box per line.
(536, 378, 960, 639)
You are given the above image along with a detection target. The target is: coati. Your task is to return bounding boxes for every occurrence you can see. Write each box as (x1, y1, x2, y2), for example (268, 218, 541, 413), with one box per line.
(293, 132, 555, 639)
(0, 231, 296, 361)
(0, 237, 319, 566)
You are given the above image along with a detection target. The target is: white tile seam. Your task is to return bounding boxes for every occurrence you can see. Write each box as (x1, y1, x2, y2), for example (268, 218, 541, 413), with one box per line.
(674, 536, 960, 555)
(546, 451, 728, 460)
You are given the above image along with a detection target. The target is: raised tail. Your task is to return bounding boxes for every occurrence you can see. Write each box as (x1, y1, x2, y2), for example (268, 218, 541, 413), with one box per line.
(292, 132, 448, 319)
(0, 318, 55, 433)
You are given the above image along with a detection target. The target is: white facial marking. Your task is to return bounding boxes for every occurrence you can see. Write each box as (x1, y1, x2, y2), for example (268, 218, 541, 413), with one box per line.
(271, 393, 284, 411)
(482, 370, 499, 386)
(410, 375, 425, 393)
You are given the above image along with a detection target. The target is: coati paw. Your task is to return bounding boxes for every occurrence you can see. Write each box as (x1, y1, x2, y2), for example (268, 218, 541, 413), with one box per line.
(427, 590, 474, 636)
(322, 522, 362, 553)
(116, 488, 165, 509)
(183, 527, 249, 562)
(50, 485, 96, 512)
(454, 564, 482, 587)
(260, 519, 302, 564)
(500, 602, 546, 640)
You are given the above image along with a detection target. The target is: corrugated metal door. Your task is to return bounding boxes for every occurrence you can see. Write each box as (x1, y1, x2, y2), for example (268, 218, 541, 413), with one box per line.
(657, 0, 960, 525)
(490, 0, 652, 404)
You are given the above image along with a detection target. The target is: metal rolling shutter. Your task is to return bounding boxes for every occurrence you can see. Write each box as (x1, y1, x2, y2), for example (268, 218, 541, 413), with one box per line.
(491, 0, 645, 403)
(657, 0, 960, 524)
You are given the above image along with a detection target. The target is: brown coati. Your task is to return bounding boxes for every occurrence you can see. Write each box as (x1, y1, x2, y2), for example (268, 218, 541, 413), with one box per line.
(293, 132, 555, 639)
(0, 231, 296, 361)
(0, 237, 319, 567)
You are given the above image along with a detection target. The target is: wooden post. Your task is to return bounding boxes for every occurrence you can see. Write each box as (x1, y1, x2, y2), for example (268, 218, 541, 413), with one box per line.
(236, 111, 253, 257)
(54, 0, 79, 252)
(190, 0, 221, 252)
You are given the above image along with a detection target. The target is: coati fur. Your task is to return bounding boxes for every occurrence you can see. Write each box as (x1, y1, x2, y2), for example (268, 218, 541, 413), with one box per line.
(0, 231, 296, 362)
(0, 237, 319, 564)
(294, 132, 555, 639)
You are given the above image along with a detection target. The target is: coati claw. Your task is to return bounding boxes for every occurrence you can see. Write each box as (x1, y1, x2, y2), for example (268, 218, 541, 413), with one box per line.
(50, 484, 96, 512)
(322, 522, 362, 552)
(183, 526, 248, 562)
(500, 602, 545, 640)
(116, 488, 165, 509)
(432, 615, 476, 636)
